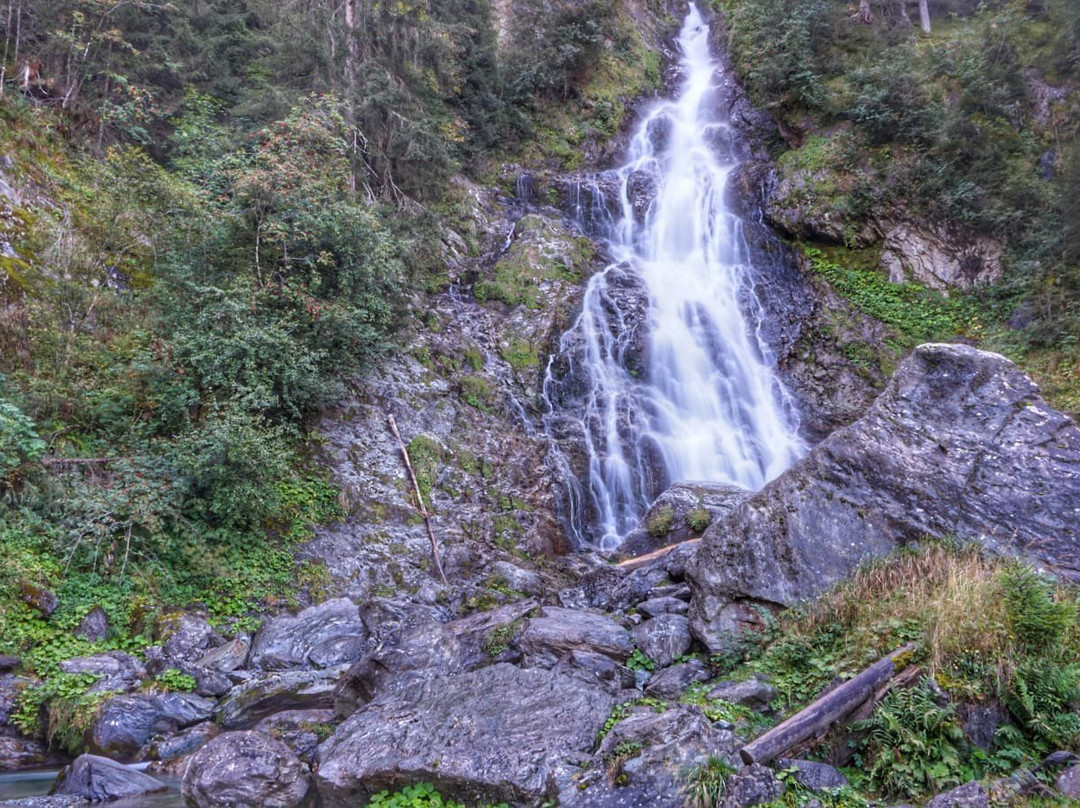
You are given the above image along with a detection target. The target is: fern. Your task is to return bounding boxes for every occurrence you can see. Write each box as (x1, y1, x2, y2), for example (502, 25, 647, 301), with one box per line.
(1002, 659, 1080, 752)
(852, 680, 966, 799)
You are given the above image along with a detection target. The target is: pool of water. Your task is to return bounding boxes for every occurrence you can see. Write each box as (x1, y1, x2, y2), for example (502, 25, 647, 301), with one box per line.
(0, 768, 185, 805)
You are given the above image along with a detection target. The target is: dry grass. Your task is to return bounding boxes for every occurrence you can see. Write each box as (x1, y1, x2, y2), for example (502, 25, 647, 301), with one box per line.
(782, 544, 1019, 687)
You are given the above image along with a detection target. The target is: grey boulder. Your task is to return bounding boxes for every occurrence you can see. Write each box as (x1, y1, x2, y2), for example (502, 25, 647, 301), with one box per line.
(775, 759, 848, 791)
(519, 607, 632, 667)
(181, 730, 311, 808)
(51, 754, 166, 801)
(644, 659, 711, 699)
(619, 482, 751, 558)
(89, 693, 215, 759)
(629, 614, 692, 668)
(691, 344, 1080, 649)
(722, 764, 784, 808)
(249, 598, 366, 671)
(213, 666, 347, 730)
(316, 663, 614, 807)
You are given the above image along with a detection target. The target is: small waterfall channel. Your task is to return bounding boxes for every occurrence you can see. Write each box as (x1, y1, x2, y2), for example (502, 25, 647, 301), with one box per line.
(543, 3, 805, 550)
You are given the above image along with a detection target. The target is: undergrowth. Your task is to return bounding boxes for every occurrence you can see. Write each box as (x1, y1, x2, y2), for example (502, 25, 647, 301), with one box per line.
(713, 542, 1080, 801)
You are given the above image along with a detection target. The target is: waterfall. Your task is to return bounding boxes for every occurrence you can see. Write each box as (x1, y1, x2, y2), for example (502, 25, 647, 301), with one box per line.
(543, 3, 805, 551)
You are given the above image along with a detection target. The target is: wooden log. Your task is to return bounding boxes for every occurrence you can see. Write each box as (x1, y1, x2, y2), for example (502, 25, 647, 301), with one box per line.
(740, 643, 916, 766)
(387, 414, 449, 587)
(616, 539, 700, 571)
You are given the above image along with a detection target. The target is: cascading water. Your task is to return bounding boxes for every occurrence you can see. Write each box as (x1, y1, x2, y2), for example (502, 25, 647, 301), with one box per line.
(543, 3, 805, 550)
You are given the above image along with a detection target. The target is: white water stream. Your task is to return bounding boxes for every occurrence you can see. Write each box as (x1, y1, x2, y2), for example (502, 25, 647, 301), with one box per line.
(545, 4, 805, 550)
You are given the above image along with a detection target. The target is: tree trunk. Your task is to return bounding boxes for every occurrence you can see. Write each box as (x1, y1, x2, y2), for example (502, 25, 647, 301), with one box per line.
(740, 644, 917, 766)
(859, 0, 874, 24)
(919, 0, 931, 33)
(898, 0, 911, 24)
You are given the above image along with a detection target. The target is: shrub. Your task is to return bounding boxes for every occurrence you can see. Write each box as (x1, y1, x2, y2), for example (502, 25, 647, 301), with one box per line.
(646, 506, 676, 538)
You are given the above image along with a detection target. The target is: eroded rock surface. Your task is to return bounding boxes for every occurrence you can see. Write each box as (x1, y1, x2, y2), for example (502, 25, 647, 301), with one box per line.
(316, 664, 614, 807)
(690, 344, 1080, 649)
(181, 730, 310, 808)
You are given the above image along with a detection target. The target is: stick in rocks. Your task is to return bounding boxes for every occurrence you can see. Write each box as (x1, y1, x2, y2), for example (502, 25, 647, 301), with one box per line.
(387, 414, 449, 586)
(740, 642, 917, 766)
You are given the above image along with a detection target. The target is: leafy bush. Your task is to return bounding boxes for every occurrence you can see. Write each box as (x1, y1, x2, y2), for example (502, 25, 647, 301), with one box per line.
(366, 781, 508, 808)
(0, 396, 46, 493)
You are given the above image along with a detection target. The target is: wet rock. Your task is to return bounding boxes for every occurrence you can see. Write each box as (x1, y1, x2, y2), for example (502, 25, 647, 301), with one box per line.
(316, 664, 615, 807)
(74, 608, 108, 644)
(1057, 764, 1080, 799)
(1, 797, 89, 807)
(691, 344, 1080, 649)
(644, 659, 711, 699)
(775, 759, 848, 791)
(708, 677, 777, 710)
(619, 482, 751, 558)
(519, 607, 633, 667)
(195, 637, 250, 673)
(626, 168, 659, 225)
(214, 666, 347, 730)
(0, 656, 19, 672)
(182, 730, 310, 808)
(89, 693, 215, 759)
(629, 614, 691, 669)
(1, 674, 67, 771)
(636, 597, 689, 618)
(722, 763, 784, 808)
(449, 598, 537, 672)
(926, 781, 989, 808)
(254, 709, 336, 763)
(250, 598, 367, 671)
(147, 721, 219, 761)
(58, 652, 145, 694)
(159, 613, 220, 664)
(333, 610, 460, 718)
(51, 754, 166, 801)
(552, 650, 636, 695)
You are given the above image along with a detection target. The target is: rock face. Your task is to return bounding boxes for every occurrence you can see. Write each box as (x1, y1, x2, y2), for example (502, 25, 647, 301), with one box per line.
(213, 666, 347, 730)
(88, 693, 215, 759)
(249, 598, 366, 671)
(58, 652, 145, 693)
(618, 482, 752, 558)
(690, 344, 1080, 648)
(878, 219, 1003, 291)
(51, 754, 166, 801)
(181, 730, 311, 808)
(316, 664, 615, 807)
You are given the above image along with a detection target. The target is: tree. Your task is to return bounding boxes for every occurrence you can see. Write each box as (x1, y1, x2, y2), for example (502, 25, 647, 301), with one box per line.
(919, 0, 931, 33)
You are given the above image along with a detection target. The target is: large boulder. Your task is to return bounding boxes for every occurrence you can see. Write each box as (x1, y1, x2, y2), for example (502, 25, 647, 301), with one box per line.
(618, 482, 751, 558)
(629, 614, 692, 669)
(316, 664, 615, 807)
(564, 704, 742, 806)
(181, 730, 311, 808)
(88, 693, 215, 759)
(519, 607, 633, 667)
(51, 754, 166, 802)
(213, 666, 347, 730)
(249, 598, 367, 671)
(690, 344, 1080, 649)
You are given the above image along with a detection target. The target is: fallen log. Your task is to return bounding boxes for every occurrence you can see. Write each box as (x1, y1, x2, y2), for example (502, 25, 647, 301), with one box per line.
(616, 539, 700, 571)
(388, 414, 448, 587)
(740, 642, 917, 766)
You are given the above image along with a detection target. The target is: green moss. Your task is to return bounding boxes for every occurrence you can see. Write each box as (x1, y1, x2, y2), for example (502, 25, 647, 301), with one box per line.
(459, 375, 495, 411)
(406, 435, 444, 501)
(500, 338, 539, 371)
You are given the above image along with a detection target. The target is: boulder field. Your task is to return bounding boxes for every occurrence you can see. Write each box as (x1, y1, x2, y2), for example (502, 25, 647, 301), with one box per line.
(4, 344, 1080, 807)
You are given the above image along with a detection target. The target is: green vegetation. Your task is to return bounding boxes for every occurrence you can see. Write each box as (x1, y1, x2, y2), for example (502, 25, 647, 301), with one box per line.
(646, 505, 676, 538)
(366, 781, 508, 808)
(681, 757, 737, 808)
(712, 543, 1080, 802)
(719, 0, 1080, 410)
(685, 507, 713, 534)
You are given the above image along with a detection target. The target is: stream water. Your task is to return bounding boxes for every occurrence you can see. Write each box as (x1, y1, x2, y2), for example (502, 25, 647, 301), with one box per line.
(544, 3, 805, 550)
(0, 767, 184, 805)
